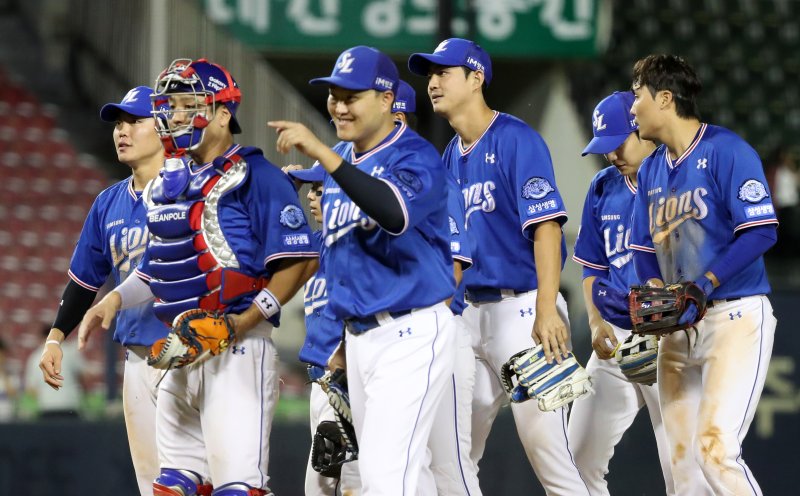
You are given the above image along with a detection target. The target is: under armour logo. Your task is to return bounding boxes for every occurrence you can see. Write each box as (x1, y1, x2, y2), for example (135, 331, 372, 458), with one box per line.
(337, 52, 355, 73)
(519, 308, 534, 317)
(485, 153, 496, 164)
(231, 346, 246, 355)
(593, 110, 606, 131)
(598, 290, 607, 296)
(399, 328, 412, 338)
(261, 297, 273, 308)
(371, 166, 384, 176)
(729, 311, 742, 320)
(697, 158, 708, 169)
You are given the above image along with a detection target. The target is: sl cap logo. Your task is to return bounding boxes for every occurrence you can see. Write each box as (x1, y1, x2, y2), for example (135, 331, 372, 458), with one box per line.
(121, 88, 141, 104)
(434, 40, 449, 53)
(593, 110, 606, 131)
(337, 52, 355, 74)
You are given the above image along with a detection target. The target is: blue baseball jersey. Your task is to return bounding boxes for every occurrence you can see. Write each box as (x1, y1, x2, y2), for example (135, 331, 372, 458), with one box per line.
(573, 167, 638, 290)
(630, 124, 778, 298)
(442, 112, 567, 293)
(321, 122, 455, 320)
(447, 172, 472, 315)
(299, 231, 343, 368)
(69, 177, 166, 346)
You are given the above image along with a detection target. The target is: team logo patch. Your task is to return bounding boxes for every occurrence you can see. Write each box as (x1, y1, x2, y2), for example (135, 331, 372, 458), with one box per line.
(449, 216, 459, 235)
(396, 170, 423, 194)
(738, 179, 769, 203)
(279, 205, 306, 229)
(522, 177, 554, 200)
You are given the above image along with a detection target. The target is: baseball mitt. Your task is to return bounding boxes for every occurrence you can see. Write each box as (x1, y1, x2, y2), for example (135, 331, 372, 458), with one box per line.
(629, 282, 707, 336)
(500, 344, 593, 412)
(615, 333, 658, 385)
(147, 309, 236, 370)
(318, 368, 358, 457)
(311, 420, 350, 478)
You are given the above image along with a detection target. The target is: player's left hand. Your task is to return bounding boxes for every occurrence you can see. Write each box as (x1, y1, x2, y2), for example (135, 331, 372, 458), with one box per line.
(532, 308, 569, 364)
(281, 164, 305, 190)
(268, 121, 327, 160)
(39, 341, 64, 390)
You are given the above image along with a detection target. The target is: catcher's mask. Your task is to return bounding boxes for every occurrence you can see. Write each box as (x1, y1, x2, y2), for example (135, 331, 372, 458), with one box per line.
(152, 58, 242, 154)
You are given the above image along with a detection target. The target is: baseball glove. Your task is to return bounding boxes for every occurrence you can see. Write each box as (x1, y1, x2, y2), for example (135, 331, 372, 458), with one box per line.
(311, 421, 350, 478)
(500, 344, 593, 412)
(615, 333, 659, 385)
(318, 368, 358, 457)
(147, 309, 236, 370)
(629, 282, 707, 336)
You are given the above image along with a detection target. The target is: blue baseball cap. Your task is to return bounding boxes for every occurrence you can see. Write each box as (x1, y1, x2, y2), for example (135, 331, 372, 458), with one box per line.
(392, 80, 416, 114)
(288, 164, 326, 183)
(581, 91, 638, 156)
(408, 38, 493, 85)
(310, 46, 398, 93)
(100, 86, 155, 121)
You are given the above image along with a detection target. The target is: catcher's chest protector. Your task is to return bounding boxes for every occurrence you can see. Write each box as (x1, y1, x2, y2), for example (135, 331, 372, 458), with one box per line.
(142, 152, 249, 323)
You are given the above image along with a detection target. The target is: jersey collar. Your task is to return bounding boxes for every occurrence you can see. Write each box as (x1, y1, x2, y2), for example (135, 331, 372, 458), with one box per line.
(191, 144, 242, 174)
(624, 174, 637, 194)
(666, 123, 707, 169)
(458, 111, 499, 156)
(127, 176, 141, 200)
(351, 121, 406, 164)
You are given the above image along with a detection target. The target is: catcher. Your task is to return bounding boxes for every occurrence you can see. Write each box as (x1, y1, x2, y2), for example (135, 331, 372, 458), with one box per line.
(78, 59, 317, 496)
(567, 91, 675, 495)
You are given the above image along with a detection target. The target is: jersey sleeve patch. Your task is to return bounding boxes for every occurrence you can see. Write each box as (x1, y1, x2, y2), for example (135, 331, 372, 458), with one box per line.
(737, 179, 769, 203)
(283, 233, 311, 246)
(743, 203, 775, 219)
(521, 177, 555, 200)
(395, 170, 423, 195)
(526, 199, 559, 217)
(279, 204, 307, 229)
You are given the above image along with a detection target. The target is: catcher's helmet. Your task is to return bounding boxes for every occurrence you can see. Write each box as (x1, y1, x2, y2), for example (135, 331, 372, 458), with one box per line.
(152, 58, 242, 153)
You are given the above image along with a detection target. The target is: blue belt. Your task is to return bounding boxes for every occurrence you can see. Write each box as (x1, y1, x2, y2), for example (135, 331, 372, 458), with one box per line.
(465, 287, 529, 303)
(307, 364, 326, 382)
(345, 309, 413, 335)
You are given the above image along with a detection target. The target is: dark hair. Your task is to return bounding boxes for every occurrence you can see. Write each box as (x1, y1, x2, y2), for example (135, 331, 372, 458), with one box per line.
(460, 67, 488, 91)
(632, 54, 702, 119)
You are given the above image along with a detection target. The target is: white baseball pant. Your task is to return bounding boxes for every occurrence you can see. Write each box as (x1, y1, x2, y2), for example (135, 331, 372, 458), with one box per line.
(658, 295, 775, 495)
(155, 322, 279, 489)
(464, 290, 590, 495)
(567, 324, 674, 495)
(123, 346, 161, 495)
(345, 303, 456, 496)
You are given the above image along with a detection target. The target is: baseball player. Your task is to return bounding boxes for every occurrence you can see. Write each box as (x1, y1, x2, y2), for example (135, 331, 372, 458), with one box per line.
(629, 54, 778, 494)
(391, 79, 417, 128)
(80, 59, 317, 495)
(283, 164, 344, 495)
(567, 91, 674, 495)
(38, 86, 165, 495)
(268, 45, 457, 494)
(408, 38, 590, 494)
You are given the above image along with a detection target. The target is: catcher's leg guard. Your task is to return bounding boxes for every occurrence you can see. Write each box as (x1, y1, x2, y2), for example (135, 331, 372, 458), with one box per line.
(211, 482, 271, 496)
(153, 468, 213, 496)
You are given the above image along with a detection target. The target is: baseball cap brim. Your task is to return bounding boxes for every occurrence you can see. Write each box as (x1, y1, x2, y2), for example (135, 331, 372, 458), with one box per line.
(407, 53, 454, 77)
(288, 165, 326, 183)
(99, 102, 151, 122)
(581, 133, 630, 157)
(309, 75, 372, 91)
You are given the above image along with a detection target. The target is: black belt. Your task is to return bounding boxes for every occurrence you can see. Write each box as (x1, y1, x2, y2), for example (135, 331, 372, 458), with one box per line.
(707, 297, 741, 308)
(465, 287, 529, 303)
(345, 309, 414, 334)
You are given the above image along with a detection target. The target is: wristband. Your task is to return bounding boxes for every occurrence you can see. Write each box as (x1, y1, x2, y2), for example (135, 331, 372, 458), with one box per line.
(45, 340, 61, 347)
(254, 288, 281, 320)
